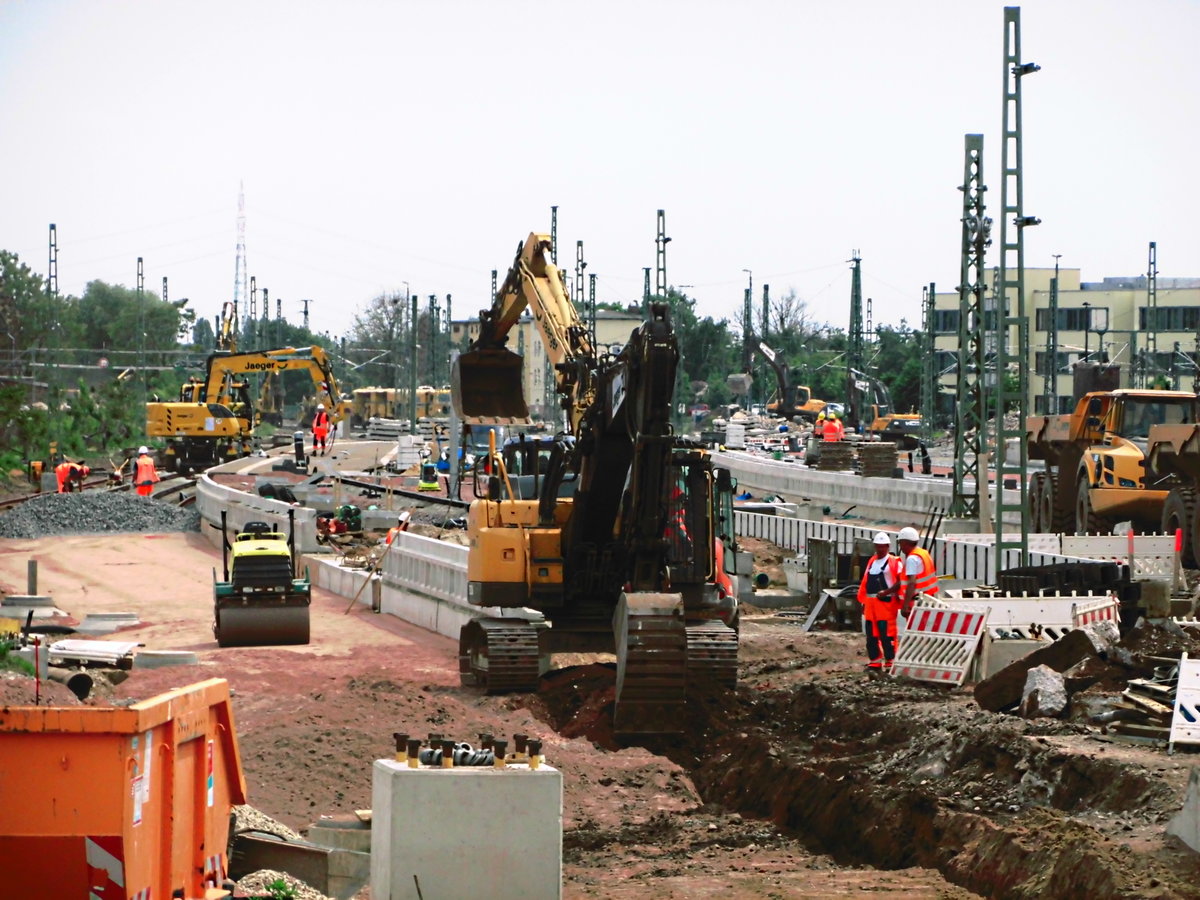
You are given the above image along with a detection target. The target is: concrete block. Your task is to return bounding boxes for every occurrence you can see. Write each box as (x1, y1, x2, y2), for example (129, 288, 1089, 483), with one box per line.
(1020, 665, 1068, 719)
(308, 820, 372, 853)
(371, 760, 562, 900)
(979, 637, 1044, 680)
(1167, 767, 1200, 855)
(1141, 580, 1172, 617)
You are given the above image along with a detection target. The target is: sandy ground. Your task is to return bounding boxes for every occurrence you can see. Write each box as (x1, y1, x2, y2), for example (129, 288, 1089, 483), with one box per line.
(2, 527, 1200, 899)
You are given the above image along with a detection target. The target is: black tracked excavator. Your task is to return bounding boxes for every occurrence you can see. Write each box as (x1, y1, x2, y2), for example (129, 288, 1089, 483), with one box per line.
(451, 232, 741, 735)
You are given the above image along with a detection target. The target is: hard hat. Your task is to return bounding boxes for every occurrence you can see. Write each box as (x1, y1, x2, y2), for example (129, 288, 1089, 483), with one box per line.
(317, 403, 325, 410)
(138, 446, 149, 454)
(817, 412, 825, 420)
(873, 531, 892, 545)
(898, 526, 920, 542)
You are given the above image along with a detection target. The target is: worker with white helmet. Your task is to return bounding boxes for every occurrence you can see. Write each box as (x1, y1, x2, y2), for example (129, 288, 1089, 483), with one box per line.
(133, 446, 159, 497)
(897, 525, 938, 616)
(856, 531, 903, 670)
(312, 402, 331, 456)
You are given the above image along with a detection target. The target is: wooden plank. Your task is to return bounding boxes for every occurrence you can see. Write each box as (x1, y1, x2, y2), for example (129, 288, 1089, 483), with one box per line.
(1111, 722, 1171, 740)
(1120, 691, 1175, 719)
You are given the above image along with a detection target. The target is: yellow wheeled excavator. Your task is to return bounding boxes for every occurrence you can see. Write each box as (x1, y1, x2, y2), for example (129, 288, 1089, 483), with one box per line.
(452, 232, 742, 735)
(148, 345, 348, 473)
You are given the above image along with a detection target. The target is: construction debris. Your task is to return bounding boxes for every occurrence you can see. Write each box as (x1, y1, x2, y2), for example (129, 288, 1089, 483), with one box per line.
(1020, 664, 1068, 719)
(975, 621, 1119, 712)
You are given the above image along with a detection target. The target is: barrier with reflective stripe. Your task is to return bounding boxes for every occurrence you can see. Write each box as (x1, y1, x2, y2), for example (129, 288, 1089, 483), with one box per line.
(892, 604, 989, 686)
(1170, 653, 1200, 752)
(944, 589, 1117, 640)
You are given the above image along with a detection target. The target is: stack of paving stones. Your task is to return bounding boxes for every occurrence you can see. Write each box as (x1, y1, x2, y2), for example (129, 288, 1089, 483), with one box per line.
(817, 440, 856, 471)
(0, 492, 200, 539)
(857, 442, 899, 478)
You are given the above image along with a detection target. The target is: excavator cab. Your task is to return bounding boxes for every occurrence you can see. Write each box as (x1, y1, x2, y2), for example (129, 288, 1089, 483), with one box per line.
(451, 348, 529, 422)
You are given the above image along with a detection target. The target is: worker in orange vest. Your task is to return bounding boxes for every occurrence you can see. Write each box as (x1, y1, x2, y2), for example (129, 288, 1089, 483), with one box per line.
(56, 460, 90, 493)
(133, 446, 160, 497)
(385, 511, 412, 545)
(813, 412, 827, 440)
(824, 412, 845, 442)
(312, 403, 331, 456)
(897, 525, 938, 617)
(857, 532, 903, 670)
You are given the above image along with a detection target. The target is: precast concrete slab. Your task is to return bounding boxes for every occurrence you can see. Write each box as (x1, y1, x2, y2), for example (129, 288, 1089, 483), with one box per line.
(76, 611, 141, 634)
(1167, 767, 1200, 855)
(133, 650, 201, 668)
(371, 760, 562, 900)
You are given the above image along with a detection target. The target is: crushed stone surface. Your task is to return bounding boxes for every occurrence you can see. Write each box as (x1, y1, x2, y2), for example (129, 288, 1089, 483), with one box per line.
(0, 491, 199, 539)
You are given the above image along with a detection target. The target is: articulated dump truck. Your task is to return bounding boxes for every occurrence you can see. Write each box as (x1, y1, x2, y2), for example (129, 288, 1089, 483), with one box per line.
(1026, 389, 1200, 554)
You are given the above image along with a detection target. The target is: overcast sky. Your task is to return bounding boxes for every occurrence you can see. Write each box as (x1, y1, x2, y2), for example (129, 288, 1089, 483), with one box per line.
(2, 0, 1197, 343)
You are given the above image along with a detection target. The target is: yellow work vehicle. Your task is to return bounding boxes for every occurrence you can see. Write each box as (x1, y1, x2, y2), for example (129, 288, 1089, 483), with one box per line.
(213, 512, 311, 647)
(758, 342, 827, 422)
(148, 345, 348, 473)
(1027, 389, 1200, 536)
(453, 232, 742, 734)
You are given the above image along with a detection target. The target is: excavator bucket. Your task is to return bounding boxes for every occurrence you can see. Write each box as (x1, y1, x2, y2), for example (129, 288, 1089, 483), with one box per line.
(451, 348, 530, 423)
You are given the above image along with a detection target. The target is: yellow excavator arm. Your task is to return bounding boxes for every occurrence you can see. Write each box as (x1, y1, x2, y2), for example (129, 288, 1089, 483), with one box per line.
(203, 346, 347, 424)
(453, 233, 597, 433)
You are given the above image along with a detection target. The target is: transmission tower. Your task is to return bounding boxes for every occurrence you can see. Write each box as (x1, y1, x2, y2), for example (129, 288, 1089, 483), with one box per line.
(588, 273, 597, 348)
(994, 6, 1040, 573)
(643, 268, 651, 317)
(953, 134, 989, 520)
(232, 182, 247, 326)
(846, 252, 864, 432)
(575, 240, 586, 328)
(301, 298, 311, 330)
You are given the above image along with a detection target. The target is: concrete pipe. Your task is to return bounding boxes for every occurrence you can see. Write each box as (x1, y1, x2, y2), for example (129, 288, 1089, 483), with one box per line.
(47, 666, 93, 701)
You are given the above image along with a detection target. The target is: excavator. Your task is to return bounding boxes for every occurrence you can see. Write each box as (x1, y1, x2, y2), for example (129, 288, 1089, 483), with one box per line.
(757, 342, 827, 422)
(147, 345, 347, 473)
(452, 232, 741, 735)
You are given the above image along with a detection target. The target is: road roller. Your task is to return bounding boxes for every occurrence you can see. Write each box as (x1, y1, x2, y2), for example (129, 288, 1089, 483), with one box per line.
(213, 510, 311, 647)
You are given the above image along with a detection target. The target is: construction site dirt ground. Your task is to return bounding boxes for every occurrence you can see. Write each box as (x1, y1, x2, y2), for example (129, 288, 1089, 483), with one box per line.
(3, 531, 1200, 899)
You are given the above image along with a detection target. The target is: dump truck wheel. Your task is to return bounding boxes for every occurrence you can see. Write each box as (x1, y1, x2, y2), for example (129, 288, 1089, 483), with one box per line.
(1029, 473, 1046, 533)
(1075, 476, 1110, 535)
(1161, 488, 1197, 568)
(1047, 472, 1073, 534)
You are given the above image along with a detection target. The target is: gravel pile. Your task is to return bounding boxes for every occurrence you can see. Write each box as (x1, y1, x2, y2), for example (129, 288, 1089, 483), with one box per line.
(235, 869, 334, 900)
(0, 491, 200, 539)
(232, 804, 303, 842)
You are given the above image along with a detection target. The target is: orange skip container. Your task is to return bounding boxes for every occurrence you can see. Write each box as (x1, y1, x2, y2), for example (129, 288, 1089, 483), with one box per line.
(0, 678, 247, 900)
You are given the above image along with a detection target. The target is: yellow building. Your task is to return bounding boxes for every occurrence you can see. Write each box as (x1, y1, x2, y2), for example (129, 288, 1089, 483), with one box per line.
(932, 267, 1200, 415)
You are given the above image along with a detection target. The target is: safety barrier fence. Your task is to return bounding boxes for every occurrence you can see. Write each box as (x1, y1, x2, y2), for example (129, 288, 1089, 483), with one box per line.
(891, 603, 990, 686)
(1171, 653, 1200, 751)
(942, 588, 1120, 640)
(734, 511, 1084, 583)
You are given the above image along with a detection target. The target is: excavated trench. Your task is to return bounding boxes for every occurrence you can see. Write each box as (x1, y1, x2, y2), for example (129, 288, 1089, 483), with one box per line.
(534, 662, 1200, 900)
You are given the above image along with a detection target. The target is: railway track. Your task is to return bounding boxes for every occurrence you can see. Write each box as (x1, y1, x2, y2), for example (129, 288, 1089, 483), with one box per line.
(0, 471, 196, 513)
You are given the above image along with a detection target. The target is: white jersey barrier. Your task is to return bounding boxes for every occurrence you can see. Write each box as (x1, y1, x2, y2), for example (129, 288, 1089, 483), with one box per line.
(1171, 653, 1200, 752)
(943, 589, 1120, 640)
(891, 603, 990, 686)
(196, 463, 321, 553)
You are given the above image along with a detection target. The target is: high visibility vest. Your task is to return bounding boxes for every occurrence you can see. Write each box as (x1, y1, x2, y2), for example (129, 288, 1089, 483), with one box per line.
(814, 419, 827, 439)
(135, 455, 158, 486)
(313, 411, 330, 431)
(825, 418, 844, 441)
(904, 547, 938, 595)
(857, 554, 902, 604)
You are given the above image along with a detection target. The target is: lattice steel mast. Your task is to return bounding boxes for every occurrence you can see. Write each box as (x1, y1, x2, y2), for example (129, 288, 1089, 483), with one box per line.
(993, 5, 1040, 574)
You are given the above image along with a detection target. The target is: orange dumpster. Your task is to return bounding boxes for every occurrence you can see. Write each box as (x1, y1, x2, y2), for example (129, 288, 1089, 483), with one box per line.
(0, 678, 247, 900)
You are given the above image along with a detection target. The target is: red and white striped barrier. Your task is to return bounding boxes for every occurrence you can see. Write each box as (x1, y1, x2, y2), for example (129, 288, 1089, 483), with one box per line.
(892, 604, 990, 686)
(1072, 595, 1120, 628)
(1171, 652, 1200, 752)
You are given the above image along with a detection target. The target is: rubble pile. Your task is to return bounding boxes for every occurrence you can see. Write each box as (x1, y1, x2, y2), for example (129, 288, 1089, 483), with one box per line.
(0, 492, 200, 539)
